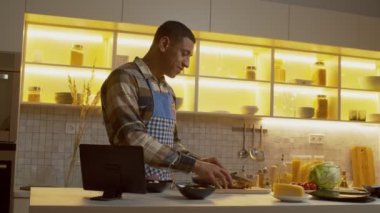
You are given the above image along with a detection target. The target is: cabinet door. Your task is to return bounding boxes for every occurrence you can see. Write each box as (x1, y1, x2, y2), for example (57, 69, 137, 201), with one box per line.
(122, 0, 211, 31)
(210, 0, 288, 40)
(359, 15, 380, 51)
(289, 5, 359, 48)
(0, 0, 24, 52)
(26, 0, 123, 22)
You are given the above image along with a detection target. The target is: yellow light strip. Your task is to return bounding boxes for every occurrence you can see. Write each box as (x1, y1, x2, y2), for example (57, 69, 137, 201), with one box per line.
(262, 117, 379, 131)
(117, 37, 152, 47)
(200, 45, 253, 58)
(199, 78, 260, 90)
(28, 29, 103, 43)
(275, 53, 316, 63)
(341, 61, 376, 70)
(341, 91, 379, 99)
(24, 65, 109, 79)
(274, 85, 324, 96)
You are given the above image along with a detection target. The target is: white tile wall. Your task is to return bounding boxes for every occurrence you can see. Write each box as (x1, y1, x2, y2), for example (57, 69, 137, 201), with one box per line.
(15, 104, 380, 188)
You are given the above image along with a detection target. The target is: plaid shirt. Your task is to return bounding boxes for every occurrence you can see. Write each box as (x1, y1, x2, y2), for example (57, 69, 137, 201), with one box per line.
(101, 58, 197, 172)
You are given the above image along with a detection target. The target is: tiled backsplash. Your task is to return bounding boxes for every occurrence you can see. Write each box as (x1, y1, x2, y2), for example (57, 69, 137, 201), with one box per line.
(15, 104, 380, 188)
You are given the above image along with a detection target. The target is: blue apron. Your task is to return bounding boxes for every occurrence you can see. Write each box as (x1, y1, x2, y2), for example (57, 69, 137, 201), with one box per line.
(145, 82, 176, 181)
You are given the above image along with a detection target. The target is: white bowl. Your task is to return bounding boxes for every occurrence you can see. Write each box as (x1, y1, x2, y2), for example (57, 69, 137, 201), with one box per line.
(359, 76, 380, 91)
(297, 107, 314, 118)
(366, 113, 380, 122)
(241, 105, 259, 115)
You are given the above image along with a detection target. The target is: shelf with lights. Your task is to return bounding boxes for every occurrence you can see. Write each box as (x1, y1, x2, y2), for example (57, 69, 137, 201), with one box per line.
(20, 14, 380, 123)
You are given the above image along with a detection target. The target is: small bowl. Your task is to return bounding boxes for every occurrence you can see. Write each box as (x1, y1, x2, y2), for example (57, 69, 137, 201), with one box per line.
(297, 107, 314, 118)
(359, 76, 380, 91)
(241, 105, 259, 115)
(175, 183, 215, 199)
(146, 180, 171, 193)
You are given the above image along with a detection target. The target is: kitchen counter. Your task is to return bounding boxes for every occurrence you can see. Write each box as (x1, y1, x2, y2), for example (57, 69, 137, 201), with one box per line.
(30, 187, 380, 213)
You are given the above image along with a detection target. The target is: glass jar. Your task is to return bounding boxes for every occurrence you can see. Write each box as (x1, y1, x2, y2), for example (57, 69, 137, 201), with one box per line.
(246, 65, 256, 80)
(28, 86, 41, 102)
(316, 94, 328, 119)
(313, 61, 326, 86)
(274, 59, 286, 82)
(70, 44, 84, 66)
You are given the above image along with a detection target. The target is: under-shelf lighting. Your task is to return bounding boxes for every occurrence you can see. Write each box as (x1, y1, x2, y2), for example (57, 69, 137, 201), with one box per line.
(200, 45, 253, 58)
(28, 29, 103, 43)
(24, 65, 109, 79)
(274, 85, 324, 96)
(117, 37, 152, 48)
(275, 53, 316, 63)
(341, 61, 376, 70)
(199, 78, 260, 90)
(341, 91, 379, 99)
(262, 117, 378, 131)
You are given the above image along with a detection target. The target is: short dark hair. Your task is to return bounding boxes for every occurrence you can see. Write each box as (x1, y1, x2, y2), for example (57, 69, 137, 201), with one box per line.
(153, 20, 196, 45)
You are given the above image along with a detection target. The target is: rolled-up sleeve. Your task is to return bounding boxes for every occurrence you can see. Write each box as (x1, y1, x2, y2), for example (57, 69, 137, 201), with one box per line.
(101, 68, 196, 172)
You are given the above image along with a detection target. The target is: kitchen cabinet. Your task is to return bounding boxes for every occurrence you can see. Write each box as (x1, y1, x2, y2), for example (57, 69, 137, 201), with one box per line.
(359, 15, 380, 51)
(0, 0, 25, 52)
(22, 23, 114, 104)
(210, 0, 289, 40)
(21, 14, 380, 122)
(26, 0, 123, 22)
(122, 0, 211, 31)
(289, 5, 359, 48)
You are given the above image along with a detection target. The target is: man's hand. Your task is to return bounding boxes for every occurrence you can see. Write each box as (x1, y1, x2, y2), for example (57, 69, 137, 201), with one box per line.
(193, 159, 232, 189)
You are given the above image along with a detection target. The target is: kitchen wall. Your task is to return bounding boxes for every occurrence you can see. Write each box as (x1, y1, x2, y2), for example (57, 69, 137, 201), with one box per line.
(15, 104, 380, 187)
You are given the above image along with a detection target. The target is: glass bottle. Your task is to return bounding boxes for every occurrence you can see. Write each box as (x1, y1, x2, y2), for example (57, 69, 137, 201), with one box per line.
(339, 171, 349, 188)
(274, 59, 286, 82)
(70, 44, 84, 66)
(316, 94, 328, 119)
(313, 61, 326, 86)
(28, 86, 41, 102)
(246, 65, 256, 80)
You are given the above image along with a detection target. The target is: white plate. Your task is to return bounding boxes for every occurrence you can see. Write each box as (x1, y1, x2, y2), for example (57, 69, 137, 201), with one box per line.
(272, 193, 311, 202)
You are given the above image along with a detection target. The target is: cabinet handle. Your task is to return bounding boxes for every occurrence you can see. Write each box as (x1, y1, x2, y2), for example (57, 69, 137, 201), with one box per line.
(0, 164, 7, 169)
(0, 74, 9, 80)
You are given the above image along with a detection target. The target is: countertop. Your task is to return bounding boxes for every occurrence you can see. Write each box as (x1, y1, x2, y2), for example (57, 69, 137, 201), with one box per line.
(30, 187, 380, 213)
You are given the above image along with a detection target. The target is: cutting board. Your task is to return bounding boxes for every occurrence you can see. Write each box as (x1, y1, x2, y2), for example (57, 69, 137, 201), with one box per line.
(351, 146, 376, 187)
(215, 187, 270, 194)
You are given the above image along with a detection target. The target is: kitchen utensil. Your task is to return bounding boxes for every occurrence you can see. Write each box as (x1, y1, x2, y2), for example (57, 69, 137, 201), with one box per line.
(249, 124, 258, 160)
(237, 123, 249, 159)
(255, 125, 265, 161)
(351, 146, 375, 187)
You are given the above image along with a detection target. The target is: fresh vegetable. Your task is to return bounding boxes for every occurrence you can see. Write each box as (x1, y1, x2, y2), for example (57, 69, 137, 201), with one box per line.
(309, 162, 341, 190)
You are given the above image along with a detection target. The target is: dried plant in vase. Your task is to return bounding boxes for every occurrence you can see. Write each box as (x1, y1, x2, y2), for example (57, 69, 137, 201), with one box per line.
(65, 66, 100, 187)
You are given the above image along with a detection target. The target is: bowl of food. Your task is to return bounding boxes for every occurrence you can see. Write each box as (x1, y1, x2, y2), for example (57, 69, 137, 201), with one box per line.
(146, 180, 171, 193)
(175, 183, 215, 199)
(359, 76, 380, 91)
(241, 105, 259, 115)
(297, 107, 315, 118)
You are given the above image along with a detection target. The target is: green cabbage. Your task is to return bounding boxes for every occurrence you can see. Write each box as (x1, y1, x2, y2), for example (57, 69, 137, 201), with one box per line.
(309, 162, 341, 190)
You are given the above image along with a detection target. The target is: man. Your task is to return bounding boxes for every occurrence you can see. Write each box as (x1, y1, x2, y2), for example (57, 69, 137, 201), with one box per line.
(101, 21, 232, 188)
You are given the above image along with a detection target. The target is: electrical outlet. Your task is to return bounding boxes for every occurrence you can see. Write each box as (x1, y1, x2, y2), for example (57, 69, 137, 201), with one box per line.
(65, 122, 76, 134)
(309, 134, 325, 144)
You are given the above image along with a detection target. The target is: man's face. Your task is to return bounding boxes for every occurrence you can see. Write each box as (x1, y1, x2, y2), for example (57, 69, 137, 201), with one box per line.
(163, 37, 194, 78)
